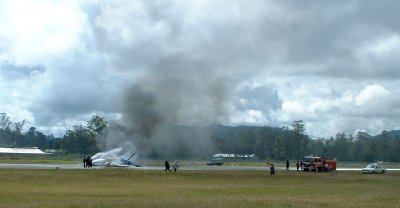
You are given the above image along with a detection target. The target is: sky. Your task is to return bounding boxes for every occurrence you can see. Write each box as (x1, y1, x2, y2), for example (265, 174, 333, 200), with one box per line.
(1, 0, 400, 139)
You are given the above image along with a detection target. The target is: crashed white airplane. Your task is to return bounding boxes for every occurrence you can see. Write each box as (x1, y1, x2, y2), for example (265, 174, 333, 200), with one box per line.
(91, 148, 141, 167)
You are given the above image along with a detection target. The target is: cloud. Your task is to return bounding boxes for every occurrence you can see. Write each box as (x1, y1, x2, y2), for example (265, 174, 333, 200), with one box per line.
(1, 0, 400, 140)
(272, 80, 400, 137)
(0, 0, 90, 65)
(0, 62, 45, 80)
(355, 84, 389, 106)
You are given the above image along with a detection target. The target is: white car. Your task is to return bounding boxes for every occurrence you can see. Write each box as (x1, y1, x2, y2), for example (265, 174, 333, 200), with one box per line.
(362, 163, 386, 174)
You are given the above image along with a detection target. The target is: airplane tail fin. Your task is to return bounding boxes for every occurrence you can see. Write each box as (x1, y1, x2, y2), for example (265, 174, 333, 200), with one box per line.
(127, 153, 136, 161)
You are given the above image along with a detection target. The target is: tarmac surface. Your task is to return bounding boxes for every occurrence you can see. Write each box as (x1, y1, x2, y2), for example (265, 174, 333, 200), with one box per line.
(1, 163, 400, 171)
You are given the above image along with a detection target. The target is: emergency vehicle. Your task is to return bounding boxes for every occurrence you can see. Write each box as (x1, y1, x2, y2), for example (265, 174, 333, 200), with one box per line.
(302, 155, 336, 172)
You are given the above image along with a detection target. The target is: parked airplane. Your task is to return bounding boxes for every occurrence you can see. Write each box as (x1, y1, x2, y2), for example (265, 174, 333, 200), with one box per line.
(91, 148, 141, 167)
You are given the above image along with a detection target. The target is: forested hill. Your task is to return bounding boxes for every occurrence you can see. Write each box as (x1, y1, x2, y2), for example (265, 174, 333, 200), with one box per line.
(374, 130, 400, 139)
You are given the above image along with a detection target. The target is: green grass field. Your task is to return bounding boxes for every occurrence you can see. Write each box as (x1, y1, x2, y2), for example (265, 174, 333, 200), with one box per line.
(0, 169, 399, 208)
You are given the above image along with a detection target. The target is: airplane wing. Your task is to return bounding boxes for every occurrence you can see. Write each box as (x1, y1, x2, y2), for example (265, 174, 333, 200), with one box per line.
(114, 164, 130, 167)
(105, 163, 130, 167)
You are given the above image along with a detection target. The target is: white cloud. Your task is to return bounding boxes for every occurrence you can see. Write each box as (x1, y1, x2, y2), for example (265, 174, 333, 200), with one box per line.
(355, 84, 389, 106)
(0, 0, 89, 65)
(362, 35, 400, 57)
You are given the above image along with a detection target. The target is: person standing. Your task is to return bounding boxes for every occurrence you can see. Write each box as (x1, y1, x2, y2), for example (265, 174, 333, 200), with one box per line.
(172, 160, 179, 172)
(83, 156, 87, 168)
(165, 160, 171, 172)
(286, 160, 289, 171)
(296, 161, 300, 171)
(270, 163, 275, 175)
(87, 155, 92, 168)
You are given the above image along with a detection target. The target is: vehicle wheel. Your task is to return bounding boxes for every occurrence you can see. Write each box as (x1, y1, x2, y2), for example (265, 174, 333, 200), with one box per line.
(329, 167, 333, 172)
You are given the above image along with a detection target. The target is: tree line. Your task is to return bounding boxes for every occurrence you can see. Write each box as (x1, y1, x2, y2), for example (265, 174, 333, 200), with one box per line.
(1, 113, 399, 162)
(0, 113, 106, 155)
(210, 121, 400, 162)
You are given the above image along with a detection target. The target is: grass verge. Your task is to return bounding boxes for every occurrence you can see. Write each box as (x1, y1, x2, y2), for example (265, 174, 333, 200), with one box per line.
(0, 169, 398, 208)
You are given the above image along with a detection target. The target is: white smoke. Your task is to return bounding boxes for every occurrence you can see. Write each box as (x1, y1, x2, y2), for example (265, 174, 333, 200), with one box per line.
(91, 147, 138, 164)
(91, 147, 123, 161)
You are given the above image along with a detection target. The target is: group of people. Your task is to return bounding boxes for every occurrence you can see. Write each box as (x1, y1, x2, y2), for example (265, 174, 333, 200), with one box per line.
(269, 160, 304, 175)
(164, 160, 179, 172)
(286, 160, 304, 171)
(83, 155, 93, 168)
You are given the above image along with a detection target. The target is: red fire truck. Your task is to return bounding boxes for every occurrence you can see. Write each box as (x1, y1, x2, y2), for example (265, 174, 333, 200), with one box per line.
(302, 155, 336, 172)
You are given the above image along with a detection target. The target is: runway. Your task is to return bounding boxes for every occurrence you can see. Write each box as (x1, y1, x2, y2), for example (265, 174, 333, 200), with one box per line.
(1, 163, 400, 171)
